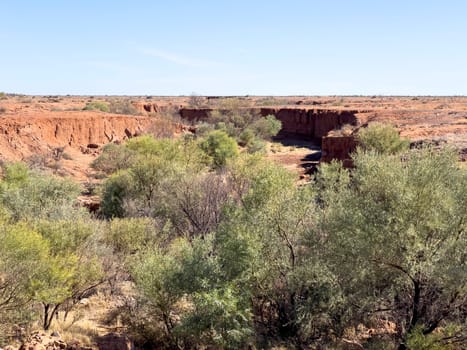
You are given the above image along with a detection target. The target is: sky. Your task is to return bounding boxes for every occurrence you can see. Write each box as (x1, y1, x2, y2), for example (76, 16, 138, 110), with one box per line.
(1, 0, 466, 95)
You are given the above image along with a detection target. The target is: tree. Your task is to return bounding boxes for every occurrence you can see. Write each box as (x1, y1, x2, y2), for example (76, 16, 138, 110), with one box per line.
(199, 130, 238, 168)
(315, 147, 466, 348)
(0, 222, 48, 314)
(251, 115, 282, 140)
(100, 171, 133, 218)
(32, 219, 104, 330)
(205, 99, 281, 147)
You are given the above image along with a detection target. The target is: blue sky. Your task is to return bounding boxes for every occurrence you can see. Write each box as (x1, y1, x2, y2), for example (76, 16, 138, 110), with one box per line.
(1, 0, 466, 95)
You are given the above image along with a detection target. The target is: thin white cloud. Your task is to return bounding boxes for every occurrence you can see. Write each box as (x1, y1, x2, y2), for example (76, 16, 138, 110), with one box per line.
(140, 48, 222, 68)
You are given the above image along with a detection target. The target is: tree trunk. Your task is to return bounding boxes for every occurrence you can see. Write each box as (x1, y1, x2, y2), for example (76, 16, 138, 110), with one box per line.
(43, 303, 60, 330)
(398, 279, 421, 350)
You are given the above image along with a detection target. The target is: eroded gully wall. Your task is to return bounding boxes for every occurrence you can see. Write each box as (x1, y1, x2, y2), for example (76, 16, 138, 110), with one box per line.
(179, 107, 359, 161)
(0, 114, 160, 160)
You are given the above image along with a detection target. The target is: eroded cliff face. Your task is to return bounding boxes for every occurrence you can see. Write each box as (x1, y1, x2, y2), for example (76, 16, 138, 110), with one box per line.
(321, 134, 358, 167)
(0, 112, 160, 160)
(179, 107, 358, 140)
(260, 108, 358, 140)
(178, 107, 361, 164)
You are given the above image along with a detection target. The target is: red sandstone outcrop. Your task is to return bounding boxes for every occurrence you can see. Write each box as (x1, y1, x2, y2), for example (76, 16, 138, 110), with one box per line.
(131, 101, 159, 114)
(179, 107, 359, 140)
(321, 134, 358, 167)
(0, 96, 465, 174)
(0, 112, 160, 161)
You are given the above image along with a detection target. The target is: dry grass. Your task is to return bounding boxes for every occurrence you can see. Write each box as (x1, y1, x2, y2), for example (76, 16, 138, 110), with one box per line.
(52, 314, 100, 346)
(44, 286, 131, 347)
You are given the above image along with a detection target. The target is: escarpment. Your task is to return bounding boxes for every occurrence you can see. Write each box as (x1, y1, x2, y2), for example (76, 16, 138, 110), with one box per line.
(0, 96, 464, 170)
(0, 112, 160, 160)
(179, 107, 359, 139)
(179, 107, 362, 162)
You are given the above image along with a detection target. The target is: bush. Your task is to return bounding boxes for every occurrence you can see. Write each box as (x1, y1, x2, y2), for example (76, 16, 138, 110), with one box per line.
(188, 93, 206, 108)
(100, 171, 133, 218)
(108, 99, 140, 115)
(83, 101, 110, 113)
(251, 115, 282, 139)
(91, 143, 136, 174)
(106, 217, 157, 254)
(0, 170, 83, 221)
(199, 130, 238, 168)
(246, 138, 266, 154)
(238, 128, 255, 147)
(357, 122, 409, 154)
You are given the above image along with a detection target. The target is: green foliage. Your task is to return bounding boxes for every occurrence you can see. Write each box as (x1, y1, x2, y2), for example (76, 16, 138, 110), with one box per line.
(83, 101, 110, 112)
(251, 114, 282, 139)
(130, 234, 253, 348)
(231, 113, 281, 153)
(0, 223, 49, 311)
(0, 217, 103, 330)
(100, 171, 132, 218)
(90, 143, 136, 174)
(106, 217, 158, 254)
(99, 136, 210, 221)
(205, 102, 282, 148)
(0, 168, 83, 221)
(199, 130, 238, 168)
(227, 153, 295, 210)
(1, 162, 29, 187)
(0, 167, 106, 334)
(33, 219, 95, 255)
(238, 128, 255, 147)
(316, 147, 466, 345)
(406, 325, 459, 350)
(125, 135, 176, 156)
(176, 287, 253, 349)
(0, 121, 456, 348)
(357, 122, 410, 154)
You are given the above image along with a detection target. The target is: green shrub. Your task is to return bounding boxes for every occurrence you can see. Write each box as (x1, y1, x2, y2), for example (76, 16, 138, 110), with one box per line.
(91, 143, 136, 174)
(106, 217, 157, 254)
(246, 138, 266, 154)
(406, 325, 457, 350)
(251, 115, 282, 139)
(357, 122, 409, 154)
(100, 171, 132, 218)
(83, 101, 110, 112)
(199, 130, 238, 168)
(238, 128, 255, 147)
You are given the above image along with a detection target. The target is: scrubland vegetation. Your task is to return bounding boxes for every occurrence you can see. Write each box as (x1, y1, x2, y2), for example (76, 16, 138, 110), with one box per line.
(0, 123, 465, 349)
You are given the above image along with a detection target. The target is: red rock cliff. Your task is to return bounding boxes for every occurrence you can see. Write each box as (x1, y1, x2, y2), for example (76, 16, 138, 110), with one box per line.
(179, 107, 358, 141)
(0, 112, 160, 160)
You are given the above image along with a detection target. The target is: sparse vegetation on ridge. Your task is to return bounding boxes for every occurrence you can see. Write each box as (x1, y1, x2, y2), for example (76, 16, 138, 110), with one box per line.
(83, 101, 110, 113)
